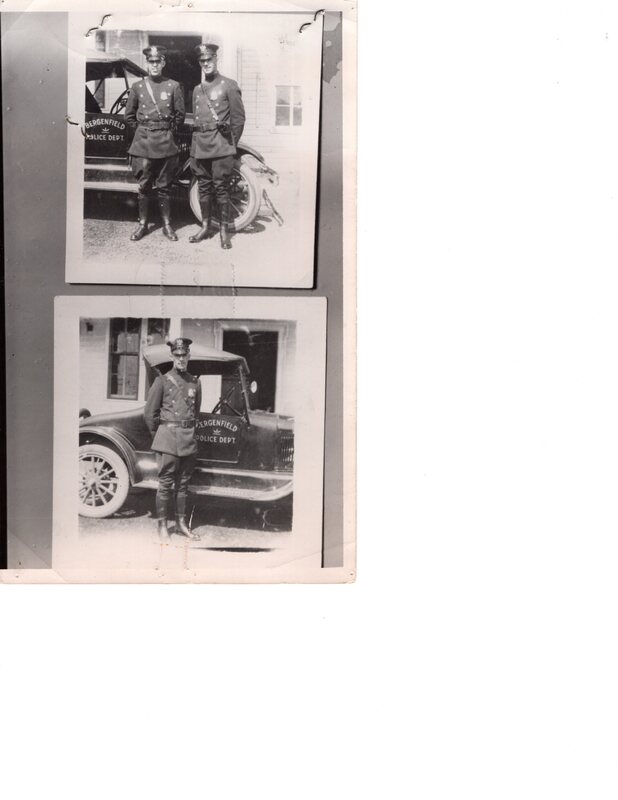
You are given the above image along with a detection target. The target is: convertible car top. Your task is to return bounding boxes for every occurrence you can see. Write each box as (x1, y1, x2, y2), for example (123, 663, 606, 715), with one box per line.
(86, 55, 147, 82)
(144, 343, 249, 373)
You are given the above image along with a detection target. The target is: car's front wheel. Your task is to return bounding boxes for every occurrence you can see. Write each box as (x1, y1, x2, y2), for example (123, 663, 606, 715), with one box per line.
(79, 444, 130, 518)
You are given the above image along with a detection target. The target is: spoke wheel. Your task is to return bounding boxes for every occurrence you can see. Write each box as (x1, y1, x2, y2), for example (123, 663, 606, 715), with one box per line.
(79, 444, 130, 518)
(189, 159, 262, 232)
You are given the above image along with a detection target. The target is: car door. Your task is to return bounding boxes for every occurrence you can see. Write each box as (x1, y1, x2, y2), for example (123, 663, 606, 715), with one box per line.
(85, 65, 134, 162)
(194, 370, 249, 464)
(195, 413, 248, 464)
(84, 107, 128, 161)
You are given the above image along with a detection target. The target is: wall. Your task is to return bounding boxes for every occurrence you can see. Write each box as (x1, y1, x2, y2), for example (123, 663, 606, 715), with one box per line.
(79, 317, 296, 417)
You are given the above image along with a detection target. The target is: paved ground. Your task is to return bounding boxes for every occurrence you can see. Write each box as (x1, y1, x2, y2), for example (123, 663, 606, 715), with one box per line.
(81, 169, 312, 286)
(79, 489, 293, 553)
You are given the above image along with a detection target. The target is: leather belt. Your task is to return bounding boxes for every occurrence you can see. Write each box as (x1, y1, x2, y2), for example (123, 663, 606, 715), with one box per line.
(161, 420, 196, 428)
(139, 121, 172, 131)
(195, 124, 219, 132)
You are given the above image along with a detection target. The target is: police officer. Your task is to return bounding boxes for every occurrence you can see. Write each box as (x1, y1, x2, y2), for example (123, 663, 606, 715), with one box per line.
(124, 45, 185, 242)
(144, 338, 201, 541)
(189, 43, 246, 249)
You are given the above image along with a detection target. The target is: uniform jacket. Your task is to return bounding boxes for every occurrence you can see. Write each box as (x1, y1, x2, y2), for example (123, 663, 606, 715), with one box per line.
(125, 77, 185, 159)
(144, 368, 202, 457)
(190, 73, 245, 159)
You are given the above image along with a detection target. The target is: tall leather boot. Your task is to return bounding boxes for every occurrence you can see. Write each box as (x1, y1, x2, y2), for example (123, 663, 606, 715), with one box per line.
(218, 199, 232, 250)
(174, 492, 200, 540)
(174, 515, 200, 540)
(189, 197, 213, 243)
(130, 195, 149, 241)
(155, 495, 171, 542)
(158, 196, 178, 241)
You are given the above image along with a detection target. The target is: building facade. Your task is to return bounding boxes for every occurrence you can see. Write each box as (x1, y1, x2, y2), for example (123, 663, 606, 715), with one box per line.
(79, 316, 297, 418)
(92, 27, 308, 169)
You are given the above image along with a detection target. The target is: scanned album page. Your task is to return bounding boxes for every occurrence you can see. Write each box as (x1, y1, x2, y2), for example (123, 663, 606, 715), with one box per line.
(1, 0, 355, 583)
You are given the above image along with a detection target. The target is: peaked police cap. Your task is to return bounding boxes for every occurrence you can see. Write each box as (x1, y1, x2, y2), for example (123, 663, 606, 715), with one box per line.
(195, 43, 219, 58)
(167, 338, 193, 355)
(143, 45, 167, 60)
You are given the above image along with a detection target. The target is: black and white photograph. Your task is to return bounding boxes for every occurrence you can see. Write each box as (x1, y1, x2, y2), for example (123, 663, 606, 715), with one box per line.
(65, 11, 323, 287)
(53, 296, 331, 581)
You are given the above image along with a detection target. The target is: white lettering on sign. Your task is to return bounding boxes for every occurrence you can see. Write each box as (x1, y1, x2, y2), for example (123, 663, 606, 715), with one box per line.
(85, 117, 126, 130)
(196, 418, 239, 433)
(85, 134, 123, 141)
(196, 434, 237, 445)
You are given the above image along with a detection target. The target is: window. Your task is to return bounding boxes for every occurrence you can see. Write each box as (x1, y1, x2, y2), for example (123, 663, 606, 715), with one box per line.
(108, 318, 141, 399)
(275, 85, 302, 127)
(222, 329, 279, 413)
(108, 318, 170, 400)
(146, 318, 170, 347)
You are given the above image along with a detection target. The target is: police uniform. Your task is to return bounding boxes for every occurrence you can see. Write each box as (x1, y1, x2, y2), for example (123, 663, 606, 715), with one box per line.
(188, 43, 246, 249)
(144, 338, 201, 540)
(124, 45, 186, 242)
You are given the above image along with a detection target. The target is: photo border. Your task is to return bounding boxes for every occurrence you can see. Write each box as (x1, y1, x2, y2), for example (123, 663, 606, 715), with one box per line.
(52, 295, 339, 582)
(65, 10, 323, 288)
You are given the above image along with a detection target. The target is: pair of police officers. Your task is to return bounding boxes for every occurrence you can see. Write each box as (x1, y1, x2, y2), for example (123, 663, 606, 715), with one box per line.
(124, 42, 245, 249)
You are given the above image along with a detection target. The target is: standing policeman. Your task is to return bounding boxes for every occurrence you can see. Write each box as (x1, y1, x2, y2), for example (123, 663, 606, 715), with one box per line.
(124, 45, 185, 242)
(144, 338, 202, 541)
(189, 43, 246, 249)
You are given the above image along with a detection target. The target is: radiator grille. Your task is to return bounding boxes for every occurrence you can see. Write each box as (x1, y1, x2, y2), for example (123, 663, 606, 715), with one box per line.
(277, 430, 294, 470)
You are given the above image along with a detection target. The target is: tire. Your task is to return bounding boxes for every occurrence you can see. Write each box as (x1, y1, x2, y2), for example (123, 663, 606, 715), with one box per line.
(79, 444, 130, 518)
(188, 159, 262, 232)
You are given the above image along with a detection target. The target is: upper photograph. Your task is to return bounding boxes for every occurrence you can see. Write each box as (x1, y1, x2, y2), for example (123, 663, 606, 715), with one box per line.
(65, 12, 324, 287)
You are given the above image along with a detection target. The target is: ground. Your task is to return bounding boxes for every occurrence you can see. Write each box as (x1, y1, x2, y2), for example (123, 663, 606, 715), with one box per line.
(79, 489, 293, 554)
(81, 167, 312, 286)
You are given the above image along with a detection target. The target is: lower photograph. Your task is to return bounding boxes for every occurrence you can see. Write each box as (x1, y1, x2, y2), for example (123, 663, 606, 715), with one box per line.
(48, 295, 346, 582)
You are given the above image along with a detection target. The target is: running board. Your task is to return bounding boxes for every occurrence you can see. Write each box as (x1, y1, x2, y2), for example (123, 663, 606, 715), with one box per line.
(85, 162, 132, 172)
(135, 478, 293, 503)
(84, 180, 139, 193)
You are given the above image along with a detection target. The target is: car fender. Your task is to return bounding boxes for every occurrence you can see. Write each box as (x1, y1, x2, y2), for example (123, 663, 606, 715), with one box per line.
(179, 141, 268, 180)
(79, 426, 141, 484)
(236, 142, 267, 164)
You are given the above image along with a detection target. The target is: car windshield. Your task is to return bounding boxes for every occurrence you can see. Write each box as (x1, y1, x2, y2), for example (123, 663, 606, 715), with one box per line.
(151, 359, 250, 419)
(199, 374, 247, 417)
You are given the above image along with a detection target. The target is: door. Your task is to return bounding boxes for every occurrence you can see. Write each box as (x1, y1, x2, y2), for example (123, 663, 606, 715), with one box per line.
(85, 66, 137, 161)
(195, 413, 247, 464)
(195, 371, 246, 464)
(222, 330, 279, 413)
(148, 34, 202, 113)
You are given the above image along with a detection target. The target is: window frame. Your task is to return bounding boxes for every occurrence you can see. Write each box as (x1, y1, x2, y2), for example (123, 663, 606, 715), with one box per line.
(274, 84, 303, 129)
(107, 318, 142, 401)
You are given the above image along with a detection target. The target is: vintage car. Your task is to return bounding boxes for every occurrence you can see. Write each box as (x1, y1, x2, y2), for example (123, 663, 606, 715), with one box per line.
(78, 344, 294, 518)
(84, 55, 282, 231)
